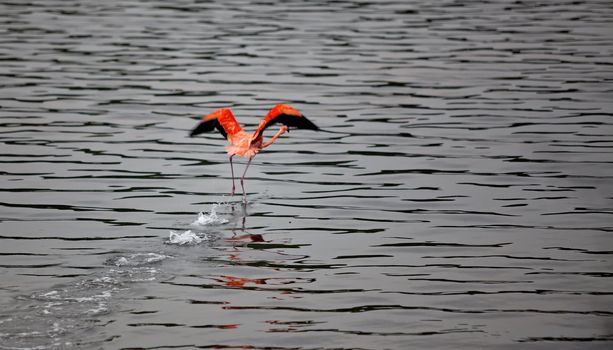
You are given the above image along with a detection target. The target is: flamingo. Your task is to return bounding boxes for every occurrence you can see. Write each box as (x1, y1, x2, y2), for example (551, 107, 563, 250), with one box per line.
(189, 104, 318, 202)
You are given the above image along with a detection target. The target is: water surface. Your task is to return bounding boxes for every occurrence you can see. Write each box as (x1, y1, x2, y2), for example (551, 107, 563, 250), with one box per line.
(1, 0, 612, 349)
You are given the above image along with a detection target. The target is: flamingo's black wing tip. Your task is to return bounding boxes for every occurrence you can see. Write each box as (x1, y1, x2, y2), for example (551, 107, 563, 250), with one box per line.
(287, 114, 319, 131)
(189, 119, 216, 137)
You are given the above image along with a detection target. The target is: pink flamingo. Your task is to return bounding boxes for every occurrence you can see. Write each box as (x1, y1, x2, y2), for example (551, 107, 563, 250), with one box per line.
(189, 104, 318, 201)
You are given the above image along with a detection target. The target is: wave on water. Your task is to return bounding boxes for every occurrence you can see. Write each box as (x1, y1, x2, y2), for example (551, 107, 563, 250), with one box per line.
(1, 277, 119, 349)
(104, 252, 170, 267)
(0, 252, 172, 349)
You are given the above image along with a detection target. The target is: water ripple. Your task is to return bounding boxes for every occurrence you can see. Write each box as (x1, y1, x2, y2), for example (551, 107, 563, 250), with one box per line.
(1, 0, 612, 348)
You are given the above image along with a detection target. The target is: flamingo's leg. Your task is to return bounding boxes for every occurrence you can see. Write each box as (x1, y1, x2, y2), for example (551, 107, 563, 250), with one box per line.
(229, 155, 236, 196)
(240, 156, 253, 203)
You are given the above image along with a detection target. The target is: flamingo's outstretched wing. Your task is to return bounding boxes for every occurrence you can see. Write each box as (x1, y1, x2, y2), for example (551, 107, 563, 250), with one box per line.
(189, 108, 243, 139)
(252, 104, 318, 140)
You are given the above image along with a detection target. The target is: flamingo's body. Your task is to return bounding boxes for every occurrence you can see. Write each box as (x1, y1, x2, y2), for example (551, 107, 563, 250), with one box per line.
(189, 104, 318, 201)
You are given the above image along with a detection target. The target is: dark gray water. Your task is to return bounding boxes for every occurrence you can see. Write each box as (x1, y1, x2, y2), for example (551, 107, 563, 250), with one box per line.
(1, 0, 613, 349)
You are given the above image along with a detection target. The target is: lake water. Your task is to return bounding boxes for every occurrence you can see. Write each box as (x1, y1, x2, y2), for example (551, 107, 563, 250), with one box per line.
(1, 0, 612, 349)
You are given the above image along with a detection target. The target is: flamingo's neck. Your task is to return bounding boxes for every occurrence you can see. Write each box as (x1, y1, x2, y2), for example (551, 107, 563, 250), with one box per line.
(261, 126, 288, 149)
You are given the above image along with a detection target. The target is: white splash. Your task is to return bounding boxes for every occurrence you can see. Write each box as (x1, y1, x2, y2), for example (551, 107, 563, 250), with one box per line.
(191, 203, 229, 226)
(167, 230, 206, 245)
